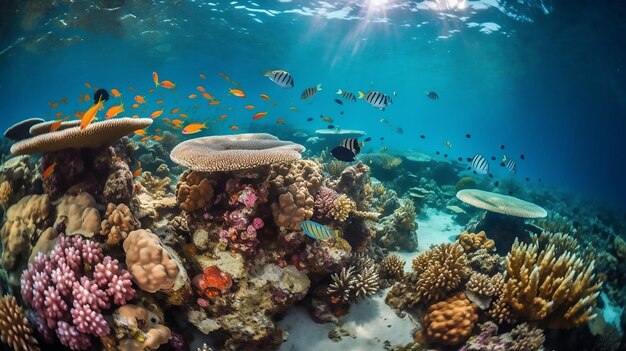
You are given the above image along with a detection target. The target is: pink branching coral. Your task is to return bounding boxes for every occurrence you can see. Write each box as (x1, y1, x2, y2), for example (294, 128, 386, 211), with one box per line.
(21, 235, 135, 350)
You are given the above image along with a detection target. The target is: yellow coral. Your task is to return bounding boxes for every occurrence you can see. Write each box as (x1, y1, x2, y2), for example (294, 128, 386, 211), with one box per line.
(504, 238, 602, 328)
(139, 172, 171, 199)
(410, 243, 469, 303)
(458, 231, 495, 252)
(0, 180, 11, 208)
(330, 194, 356, 222)
(175, 171, 214, 213)
(422, 292, 478, 345)
(466, 273, 503, 297)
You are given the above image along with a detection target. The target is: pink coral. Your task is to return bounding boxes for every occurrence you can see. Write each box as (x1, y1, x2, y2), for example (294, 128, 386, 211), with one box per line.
(253, 217, 264, 229)
(314, 186, 340, 220)
(20, 235, 134, 350)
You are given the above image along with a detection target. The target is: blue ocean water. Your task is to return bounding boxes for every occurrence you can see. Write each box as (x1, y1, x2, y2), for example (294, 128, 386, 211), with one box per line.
(1, 0, 625, 209)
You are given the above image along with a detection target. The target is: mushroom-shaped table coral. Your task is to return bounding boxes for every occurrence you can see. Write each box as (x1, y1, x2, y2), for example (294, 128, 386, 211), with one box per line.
(29, 120, 81, 136)
(422, 292, 478, 346)
(3, 118, 44, 141)
(457, 189, 547, 253)
(0, 295, 40, 351)
(10, 118, 152, 155)
(54, 192, 101, 237)
(123, 229, 181, 293)
(112, 304, 171, 351)
(169, 133, 305, 172)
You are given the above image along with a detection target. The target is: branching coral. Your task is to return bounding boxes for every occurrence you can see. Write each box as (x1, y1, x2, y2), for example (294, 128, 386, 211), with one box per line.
(380, 254, 405, 281)
(101, 203, 141, 245)
(176, 171, 214, 213)
(330, 194, 356, 222)
(422, 292, 478, 345)
(112, 304, 171, 351)
(465, 273, 504, 310)
(458, 231, 495, 252)
(139, 171, 171, 199)
(504, 238, 602, 328)
(20, 236, 134, 350)
(0, 295, 40, 351)
(327, 256, 380, 302)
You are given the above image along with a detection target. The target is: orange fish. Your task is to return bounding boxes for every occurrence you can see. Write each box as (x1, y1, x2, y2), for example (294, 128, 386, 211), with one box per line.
(189, 94, 198, 99)
(156, 99, 164, 105)
(105, 102, 124, 119)
(153, 135, 163, 141)
(276, 118, 285, 124)
(129, 86, 135, 91)
(179, 113, 189, 118)
(134, 129, 147, 136)
(50, 120, 63, 132)
(84, 82, 91, 89)
(150, 109, 164, 119)
(160, 80, 175, 89)
(61, 97, 68, 104)
(197, 86, 206, 93)
(132, 115, 139, 118)
(152, 71, 159, 87)
(199, 73, 206, 79)
(140, 136, 150, 142)
(172, 119, 183, 126)
(260, 94, 270, 100)
(202, 92, 213, 100)
(80, 97, 105, 130)
(170, 107, 181, 114)
(209, 100, 220, 106)
(55, 111, 63, 118)
(132, 103, 139, 109)
(43, 162, 57, 179)
(230, 125, 239, 131)
(135, 95, 146, 104)
(182, 122, 207, 135)
(132, 167, 142, 178)
(49, 102, 59, 109)
(228, 88, 246, 98)
(148, 89, 155, 93)
(252, 111, 268, 120)
(111, 88, 121, 98)
(74, 111, 84, 119)
(219, 114, 228, 119)
(78, 96, 84, 103)
(84, 94, 91, 102)
(245, 105, 255, 110)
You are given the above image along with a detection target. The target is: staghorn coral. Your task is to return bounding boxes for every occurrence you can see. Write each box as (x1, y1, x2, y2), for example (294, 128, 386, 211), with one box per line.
(422, 292, 478, 345)
(508, 323, 546, 351)
(54, 192, 101, 237)
(101, 203, 141, 245)
(330, 194, 356, 222)
(0, 295, 40, 351)
(123, 229, 180, 293)
(112, 304, 172, 351)
(0, 194, 52, 270)
(139, 171, 171, 199)
(534, 212, 576, 236)
(533, 232, 580, 256)
(170, 133, 305, 172)
(176, 171, 214, 213)
(11, 118, 152, 155)
(504, 238, 602, 328)
(380, 254, 406, 281)
(458, 231, 496, 252)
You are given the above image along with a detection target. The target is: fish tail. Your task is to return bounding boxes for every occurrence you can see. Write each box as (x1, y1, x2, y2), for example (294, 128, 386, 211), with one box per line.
(316, 83, 322, 91)
(264, 70, 270, 77)
(358, 91, 364, 99)
(336, 89, 342, 95)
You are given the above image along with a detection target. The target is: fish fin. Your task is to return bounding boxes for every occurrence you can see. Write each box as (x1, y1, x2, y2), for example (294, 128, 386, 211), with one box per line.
(358, 91, 364, 99)
(316, 83, 322, 91)
(336, 89, 342, 94)
(264, 70, 270, 77)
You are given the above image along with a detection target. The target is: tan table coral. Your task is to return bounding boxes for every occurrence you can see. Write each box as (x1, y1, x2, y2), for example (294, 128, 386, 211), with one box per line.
(54, 192, 101, 237)
(112, 304, 171, 351)
(504, 238, 602, 328)
(0, 194, 52, 269)
(123, 229, 180, 293)
(28, 120, 81, 136)
(422, 292, 478, 345)
(10, 118, 152, 155)
(169, 133, 305, 172)
(456, 189, 547, 218)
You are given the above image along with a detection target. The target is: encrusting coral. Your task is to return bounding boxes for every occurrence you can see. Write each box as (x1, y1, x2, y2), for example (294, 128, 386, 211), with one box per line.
(101, 203, 141, 245)
(112, 304, 172, 351)
(421, 292, 478, 345)
(504, 238, 602, 328)
(0, 295, 40, 351)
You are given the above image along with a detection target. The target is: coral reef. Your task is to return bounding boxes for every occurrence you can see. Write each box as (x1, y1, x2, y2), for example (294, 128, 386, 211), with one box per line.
(138, 171, 171, 198)
(380, 254, 405, 281)
(459, 321, 545, 351)
(54, 192, 101, 237)
(0, 295, 40, 351)
(421, 292, 478, 345)
(20, 235, 134, 350)
(101, 203, 141, 245)
(455, 176, 477, 192)
(176, 171, 214, 213)
(458, 231, 496, 252)
(374, 198, 418, 251)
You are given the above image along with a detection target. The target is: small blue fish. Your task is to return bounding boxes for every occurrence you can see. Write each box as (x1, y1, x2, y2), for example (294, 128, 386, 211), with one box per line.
(300, 220, 338, 240)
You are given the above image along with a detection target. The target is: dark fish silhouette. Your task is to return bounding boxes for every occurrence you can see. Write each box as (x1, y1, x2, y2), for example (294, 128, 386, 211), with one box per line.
(426, 91, 439, 100)
(94, 89, 109, 104)
(334, 98, 343, 105)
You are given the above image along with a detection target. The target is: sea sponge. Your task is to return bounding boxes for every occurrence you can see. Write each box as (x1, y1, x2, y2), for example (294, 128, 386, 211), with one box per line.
(330, 194, 356, 222)
(113, 304, 171, 351)
(101, 203, 140, 245)
(197, 265, 233, 299)
(0, 194, 52, 269)
(458, 231, 495, 252)
(176, 171, 214, 213)
(54, 192, 101, 237)
(409, 243, 469, 304)
(10, 118, 152, 155)
(454, 176, 477, 192)
(169, 133, 305, 172)
(422, 292, 478, 345)
(0, 295, 40, 351)
(504, 238, 602, 328)
(123, 229, 180, 293)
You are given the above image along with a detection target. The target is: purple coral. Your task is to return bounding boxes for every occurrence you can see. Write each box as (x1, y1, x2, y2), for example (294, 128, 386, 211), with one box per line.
(314, 186, 339, 220)
(21, 235, 135, 350)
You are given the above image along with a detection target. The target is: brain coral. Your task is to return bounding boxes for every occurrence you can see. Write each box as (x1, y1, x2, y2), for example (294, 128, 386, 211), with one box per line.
(422, 292, 478, 345)
(123, 229, 180, 293)
(10, 118, 152, 155)
(169, 133, 305, 172)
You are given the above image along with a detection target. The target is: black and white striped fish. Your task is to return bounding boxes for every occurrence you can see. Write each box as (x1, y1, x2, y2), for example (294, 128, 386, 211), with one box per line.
(358, 91, 392, 110)
(336, 89, 356, 102)
(300, 84, 322, 100)
(265, 70, 294, 88)
(503, 158, 517, 175)
(471, 154, 489, 174)
(331, 138, 360, 162)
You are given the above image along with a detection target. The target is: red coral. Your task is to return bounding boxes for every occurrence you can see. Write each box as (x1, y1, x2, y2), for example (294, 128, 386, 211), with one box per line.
(198, 266, 233, 299)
